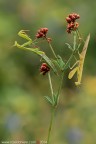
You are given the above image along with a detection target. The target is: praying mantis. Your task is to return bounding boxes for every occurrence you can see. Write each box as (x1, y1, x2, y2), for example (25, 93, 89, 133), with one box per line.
(14, 30, 58, 75)
(68, 34, 90, 86)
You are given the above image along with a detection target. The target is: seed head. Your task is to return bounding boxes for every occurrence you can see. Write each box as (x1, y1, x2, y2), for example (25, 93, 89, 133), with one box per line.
(36, 28, 48, 38)
(66, 13, 80, 33)
(40, 63, 50, 75)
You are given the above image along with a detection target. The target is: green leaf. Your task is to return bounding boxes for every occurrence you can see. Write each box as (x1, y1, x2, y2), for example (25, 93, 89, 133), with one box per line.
(45, 94, 58, 107)
(52, 93, 59, 107)
(44, 96, 53, 105)
(57, 55, 65, 70)
(52, 55, 65, 71)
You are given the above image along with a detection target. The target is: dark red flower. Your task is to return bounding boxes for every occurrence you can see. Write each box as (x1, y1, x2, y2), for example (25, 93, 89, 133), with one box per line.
(36, 28, 48, 38)
(40, 63, 50, 75)
(66, 13, 80, 33)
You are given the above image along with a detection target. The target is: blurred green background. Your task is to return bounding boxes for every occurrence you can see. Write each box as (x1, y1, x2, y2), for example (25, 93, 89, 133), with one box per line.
(0, 0, 96, 143)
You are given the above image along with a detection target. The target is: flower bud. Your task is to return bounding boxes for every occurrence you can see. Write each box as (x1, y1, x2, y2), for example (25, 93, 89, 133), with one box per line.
(40, 63, 50, 75)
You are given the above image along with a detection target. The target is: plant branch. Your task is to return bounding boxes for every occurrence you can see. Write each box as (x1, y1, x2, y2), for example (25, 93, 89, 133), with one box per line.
(47, 107, 55, 144)
(73, 31, 76, 51)
(48, 72, 54, 101)
(48, 43, 57, 59)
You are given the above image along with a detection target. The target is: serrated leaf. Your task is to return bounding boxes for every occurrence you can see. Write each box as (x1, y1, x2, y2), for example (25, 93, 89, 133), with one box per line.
(44, 96, 53, 105)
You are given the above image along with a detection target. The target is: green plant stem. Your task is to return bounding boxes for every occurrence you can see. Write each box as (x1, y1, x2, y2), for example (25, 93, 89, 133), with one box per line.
(64, 52, 74, 70)
(73, 31, 76, 51)
(56, 73, 64, 105)
(58, 73, 64, 94)
(47, 107, 55, 144)
(49, 43, 57, 59)
(48, 72, 54, 101)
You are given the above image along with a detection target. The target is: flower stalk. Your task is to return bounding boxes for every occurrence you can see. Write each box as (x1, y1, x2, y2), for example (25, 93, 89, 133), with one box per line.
(47, 107, 55, 144)
(48, 72, 54, 101)
(48, 42, 57, 59)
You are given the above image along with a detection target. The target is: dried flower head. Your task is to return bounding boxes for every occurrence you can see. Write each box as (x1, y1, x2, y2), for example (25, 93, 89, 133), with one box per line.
(40, 63, 50, 75)
(36, 28, 48, 38)
(66, 13, 80, 33)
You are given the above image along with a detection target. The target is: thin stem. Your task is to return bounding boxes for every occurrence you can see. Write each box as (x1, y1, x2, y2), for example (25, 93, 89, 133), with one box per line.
(48, 43, 57, 59)
(56, 73, 64, 105)
(47, 107, 55, 144)
(48, 72, 54, 100)
(64, 52, 74, 70)
(73, 31, 76, 51)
